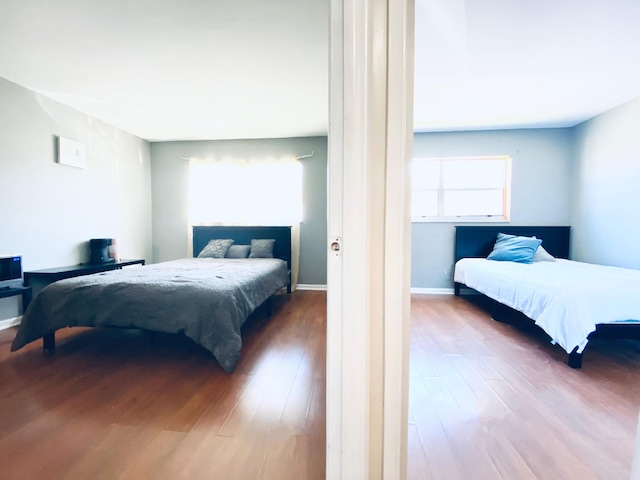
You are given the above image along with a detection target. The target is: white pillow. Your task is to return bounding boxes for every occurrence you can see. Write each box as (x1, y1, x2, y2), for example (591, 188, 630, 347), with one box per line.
(533, 245, 556, 262)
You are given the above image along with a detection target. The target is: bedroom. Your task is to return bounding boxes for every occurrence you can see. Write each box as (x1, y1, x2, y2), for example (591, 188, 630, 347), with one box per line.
(1, 0, 640, 479)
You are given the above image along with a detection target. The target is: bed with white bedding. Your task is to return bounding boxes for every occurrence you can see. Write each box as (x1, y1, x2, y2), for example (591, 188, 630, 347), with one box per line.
(455, 258, 640, 354)
(453, 226, 640, 368)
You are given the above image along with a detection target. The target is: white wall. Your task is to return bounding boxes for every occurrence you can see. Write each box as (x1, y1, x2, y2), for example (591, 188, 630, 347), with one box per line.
(0, 77, 152, 321)
(411, 128, 574, 289)
(571, 97, 640, 268)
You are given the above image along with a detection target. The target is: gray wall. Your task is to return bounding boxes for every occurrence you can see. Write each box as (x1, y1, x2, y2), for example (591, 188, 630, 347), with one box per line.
(150, 136, 328, 285)
(571, 97, 640, 269)
(411, 129, 574, 289)
(3, 70, 633, 317)
(0, 77, 152, 321)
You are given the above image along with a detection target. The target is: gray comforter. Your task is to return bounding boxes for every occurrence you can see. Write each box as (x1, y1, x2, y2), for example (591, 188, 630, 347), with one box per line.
(11, 258, 288, 372)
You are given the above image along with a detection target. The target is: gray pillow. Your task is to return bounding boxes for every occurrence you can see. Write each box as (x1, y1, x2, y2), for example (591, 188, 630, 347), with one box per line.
(226, 244, 251, 258)
(533, 245, 557, 262)
(197, 239, 234, 258)
(249, 239, 276, 258)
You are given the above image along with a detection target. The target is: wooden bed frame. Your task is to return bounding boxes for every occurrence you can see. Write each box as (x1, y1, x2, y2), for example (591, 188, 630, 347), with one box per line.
(454, 225, 571, 263)
(193, 225, 292, 293)
(453, 225, 640, 368)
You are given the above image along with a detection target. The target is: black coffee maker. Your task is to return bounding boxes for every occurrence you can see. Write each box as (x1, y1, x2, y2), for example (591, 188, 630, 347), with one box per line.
(89, 238, 115, 264)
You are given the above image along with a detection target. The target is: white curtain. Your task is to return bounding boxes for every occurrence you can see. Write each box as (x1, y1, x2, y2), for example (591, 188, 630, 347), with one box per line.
(188, 156, 302, 291)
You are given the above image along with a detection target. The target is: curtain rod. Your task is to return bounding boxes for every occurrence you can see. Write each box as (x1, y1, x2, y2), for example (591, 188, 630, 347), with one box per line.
(294, 151, 314, 160)
(182, 151, 315, 162)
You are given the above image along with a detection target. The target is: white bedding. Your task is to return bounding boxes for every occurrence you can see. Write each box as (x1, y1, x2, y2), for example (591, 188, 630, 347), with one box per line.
(454, 258, 640, 354)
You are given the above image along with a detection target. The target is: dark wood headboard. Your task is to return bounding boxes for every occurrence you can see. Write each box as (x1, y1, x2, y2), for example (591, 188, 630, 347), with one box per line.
(455, 226, 571, 262)
(192, 225, 292, 271)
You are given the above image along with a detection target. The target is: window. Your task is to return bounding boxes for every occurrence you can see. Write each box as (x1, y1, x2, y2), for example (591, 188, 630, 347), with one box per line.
(411, 156, 511, 222)
(189, 158, 303, 226)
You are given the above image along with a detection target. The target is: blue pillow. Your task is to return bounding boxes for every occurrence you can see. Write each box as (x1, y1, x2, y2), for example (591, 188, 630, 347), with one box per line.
(487, 233, 542, 264)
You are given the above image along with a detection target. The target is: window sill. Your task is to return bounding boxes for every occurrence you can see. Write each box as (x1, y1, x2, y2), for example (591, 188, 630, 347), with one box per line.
(411, 216, 510, 224)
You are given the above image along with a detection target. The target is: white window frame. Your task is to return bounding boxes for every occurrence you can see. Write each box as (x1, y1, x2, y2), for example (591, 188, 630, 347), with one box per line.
(411, 155, 512, 223)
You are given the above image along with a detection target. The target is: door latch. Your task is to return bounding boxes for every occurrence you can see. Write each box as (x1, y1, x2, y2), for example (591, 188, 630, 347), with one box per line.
(329, 237, 342, 256)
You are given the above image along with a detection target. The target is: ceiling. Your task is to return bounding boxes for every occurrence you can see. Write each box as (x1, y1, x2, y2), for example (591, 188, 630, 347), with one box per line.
(0, 0, 639, 141)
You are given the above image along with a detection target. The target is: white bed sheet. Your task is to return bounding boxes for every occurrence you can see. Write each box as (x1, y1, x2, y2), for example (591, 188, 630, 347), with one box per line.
(454, 258, 640, 354)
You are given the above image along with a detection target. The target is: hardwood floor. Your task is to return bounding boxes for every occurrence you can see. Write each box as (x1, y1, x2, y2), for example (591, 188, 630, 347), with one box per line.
(0, 291, 326, 480)
(409, 294, 640, 480)
(2, 291, 639, 479)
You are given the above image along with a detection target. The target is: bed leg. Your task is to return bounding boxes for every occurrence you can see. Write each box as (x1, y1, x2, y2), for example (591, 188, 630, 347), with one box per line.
(454, 283, 461, 296)
(490, 301, 506, 322)
(43, 332, 55, 352)
(568, 347, 583, 369)
(266, 297, 273, 317)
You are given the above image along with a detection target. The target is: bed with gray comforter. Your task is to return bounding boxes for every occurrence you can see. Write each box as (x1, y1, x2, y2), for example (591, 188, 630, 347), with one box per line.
(11, 258, 289, 372)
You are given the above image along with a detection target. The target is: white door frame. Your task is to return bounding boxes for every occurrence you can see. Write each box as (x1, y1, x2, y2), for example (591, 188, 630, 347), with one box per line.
(326, 0, 345, 477)
(327, 0, 414, 478)
(383, 0, 415, 477)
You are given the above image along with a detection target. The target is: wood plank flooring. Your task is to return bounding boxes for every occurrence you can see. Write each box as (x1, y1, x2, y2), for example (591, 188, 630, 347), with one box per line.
(2, 291, 640, 479)
(0, 291, 326, 480)
(409, 294, 640, 480)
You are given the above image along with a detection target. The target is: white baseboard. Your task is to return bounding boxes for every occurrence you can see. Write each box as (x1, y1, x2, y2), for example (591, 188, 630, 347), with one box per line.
(410, 287, 454, 295)
(296, 284, 328, 291)
(296, 285, 451, 294)
(0, 315, 22, 331)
